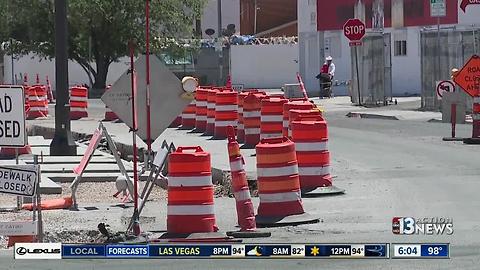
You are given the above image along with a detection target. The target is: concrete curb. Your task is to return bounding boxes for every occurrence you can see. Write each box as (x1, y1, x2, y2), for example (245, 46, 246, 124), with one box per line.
(346, 112, 399, 120)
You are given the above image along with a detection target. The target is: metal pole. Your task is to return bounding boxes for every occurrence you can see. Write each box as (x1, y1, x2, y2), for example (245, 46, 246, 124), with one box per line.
(145, 0, 152, 159)
(451, 103, 456, 139)
(355, 46, 362, 106)
(10, 41, 14, 84)
(50, 0, 77, 156)
(33, 155, 43, 242)
(437, 17, 441, 95)
(129, 42, 140, 236)
(254, 0, 258, 34)
(218, 0, 223, 86)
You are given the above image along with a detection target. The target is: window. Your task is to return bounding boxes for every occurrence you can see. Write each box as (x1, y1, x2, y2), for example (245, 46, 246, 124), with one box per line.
(394, 40, 407, 56)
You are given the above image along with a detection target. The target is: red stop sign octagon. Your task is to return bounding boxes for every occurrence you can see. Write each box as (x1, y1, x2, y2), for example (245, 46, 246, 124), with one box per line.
(343, 19, 366, 41)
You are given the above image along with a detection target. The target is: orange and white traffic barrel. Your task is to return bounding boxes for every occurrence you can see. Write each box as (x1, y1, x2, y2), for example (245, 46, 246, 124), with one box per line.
(167, 146, 218, 234)
(243, 92, 265, 147)
(464, 96, 480, 144)
(260, 97, 287, 139)
(194, 88, 209, 132)
(69, 86, 89, 120)
(103, 85, 119, 121)
(205, 88, 219, 135)
(255, 137, 318, 226)
(181, 101, 196, 129)
(282, 100, 315, 137)
(27, 85, 49, 119)
(214, 90, 238, 138)
(169, 115, 182, 128)
(291, 119, 344, 196)
(237, 91, 250, 143)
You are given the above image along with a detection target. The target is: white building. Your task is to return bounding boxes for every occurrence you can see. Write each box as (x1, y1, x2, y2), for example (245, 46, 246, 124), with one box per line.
(298, 0, 480, 96)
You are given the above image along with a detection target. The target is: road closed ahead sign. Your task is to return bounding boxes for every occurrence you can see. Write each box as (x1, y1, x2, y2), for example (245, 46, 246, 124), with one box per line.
(0, 86, 26, 147)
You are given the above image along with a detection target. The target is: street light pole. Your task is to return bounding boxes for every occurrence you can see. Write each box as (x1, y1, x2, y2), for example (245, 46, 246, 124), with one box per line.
(50, 0, 77, 156)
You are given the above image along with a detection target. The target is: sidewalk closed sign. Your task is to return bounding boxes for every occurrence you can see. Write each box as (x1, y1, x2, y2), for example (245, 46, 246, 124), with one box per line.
(0, 86, 26, 147)
(0, 165, 38, 196)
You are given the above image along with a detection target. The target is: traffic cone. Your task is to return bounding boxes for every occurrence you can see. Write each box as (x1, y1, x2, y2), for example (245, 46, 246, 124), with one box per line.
(225, 126, 271, 238)
(255, 137, 319, 227)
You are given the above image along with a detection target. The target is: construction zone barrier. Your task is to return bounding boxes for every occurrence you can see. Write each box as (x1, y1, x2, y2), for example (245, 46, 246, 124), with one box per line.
(167, 146, 218, 234)
(255, 137, 318, 226)
(195, 88, 209, 132)
(291, 119, 344, 196)
(214, 90, 238, 138)
(260, 97, 287, 139)
(181, 101, 196, 129)
(0, 145, 32, 158)
(22, 197, 73, 211)
(70, 86, 88, 120)
(7, 235, 36, 248)
(169, 116, 182, 128)
(243, 92, 266, 147)
(27, 85, 49, 119)
(282, 100, 315, 137)
(205, 88, 219, 135)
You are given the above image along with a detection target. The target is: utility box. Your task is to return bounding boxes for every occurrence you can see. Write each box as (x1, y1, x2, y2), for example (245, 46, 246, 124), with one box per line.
(283, 83, 304, 99)
(441, 92, 466, 124)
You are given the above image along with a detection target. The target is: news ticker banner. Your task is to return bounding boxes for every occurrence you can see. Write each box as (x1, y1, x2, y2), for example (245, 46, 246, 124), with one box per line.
(14, 243, 450, 259)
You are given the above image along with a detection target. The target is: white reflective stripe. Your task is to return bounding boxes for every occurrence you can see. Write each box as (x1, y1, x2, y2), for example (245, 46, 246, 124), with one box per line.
(295, 141, 328, 152)
(28, 107, 48, 112)
(191, 101, 196, 105)
(474, 97, 480, 103)
(28, 97, 48, 101)
(260, 133, 283, 139)
(70, 96, 87, 101)
(238, 107, 243, 113)
(283, 120, 289, 128)
(207, 118, 215, 123)
(230, 159, 244, 172)
(261, 115, 283, 122)
(196, 101, 207, 107)
(238, 124, 244, 129)
(245, 128, 260, 135)
(473, 114, 480, 120)
(70, 107, 87, 112)
(216, 105, 238, 111)
(182, 114, 196, 119)
(257, 164, 298, 177)
(168, 205, 215, 215)
(298, 166, 330, 176)
(234, 190, 251, 202)
(168, 175, 212, 187)
(196, 116, 208, 121)
(243, 111, 261, 118)
(259, 191, 301, 203)
(207, 103, 215, 109)
(215, 120, 238, 127)
(288, 130, 292, 137)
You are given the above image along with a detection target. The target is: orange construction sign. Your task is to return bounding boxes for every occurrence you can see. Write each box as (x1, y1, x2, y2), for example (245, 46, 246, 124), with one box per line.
(453, 55, 480, 97)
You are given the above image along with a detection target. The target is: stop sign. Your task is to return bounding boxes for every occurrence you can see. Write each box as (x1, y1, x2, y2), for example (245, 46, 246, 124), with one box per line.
(343, 19, 366, 41)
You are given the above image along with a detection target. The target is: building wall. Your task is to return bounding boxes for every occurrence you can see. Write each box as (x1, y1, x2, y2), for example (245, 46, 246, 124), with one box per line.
(230, 44, 299, 89)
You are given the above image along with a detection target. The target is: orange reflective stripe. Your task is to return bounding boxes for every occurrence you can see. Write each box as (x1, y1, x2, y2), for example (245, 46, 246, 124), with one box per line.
(168, 189, 214, 203)
(258, 179, 300, 192)
(169, 161, 211, 173)
(244, 118, 261, 126)
(257, 151, 296, 164)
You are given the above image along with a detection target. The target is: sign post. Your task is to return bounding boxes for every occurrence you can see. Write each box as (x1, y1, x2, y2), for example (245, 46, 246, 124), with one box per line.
(344, 19, 366, 106)
(452, 54, 480, 144)
(431, 0, 446, 101)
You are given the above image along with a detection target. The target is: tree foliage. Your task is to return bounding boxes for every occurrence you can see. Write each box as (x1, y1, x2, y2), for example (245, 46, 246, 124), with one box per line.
(0, 0, 207, 90)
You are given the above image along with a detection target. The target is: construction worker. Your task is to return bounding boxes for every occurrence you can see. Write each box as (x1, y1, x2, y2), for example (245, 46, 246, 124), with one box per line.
(316, 56, 336, 98)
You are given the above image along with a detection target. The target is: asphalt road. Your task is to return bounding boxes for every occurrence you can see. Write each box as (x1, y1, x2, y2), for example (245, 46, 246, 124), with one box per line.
(2, 99, 479, 269)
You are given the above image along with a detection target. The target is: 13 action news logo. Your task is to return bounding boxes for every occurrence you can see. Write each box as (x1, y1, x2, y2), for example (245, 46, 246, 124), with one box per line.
(14, 243, 62, 259)
(392, 217, 454, 235)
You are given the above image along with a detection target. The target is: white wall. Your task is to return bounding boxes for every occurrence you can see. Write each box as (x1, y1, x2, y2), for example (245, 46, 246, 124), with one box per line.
(201, 0, 240, 38)
(3, 53, 130, 90)
(230, 44, 299, 89)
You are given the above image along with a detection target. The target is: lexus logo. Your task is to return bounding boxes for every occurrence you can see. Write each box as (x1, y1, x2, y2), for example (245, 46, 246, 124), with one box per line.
(16, 247, 27, 256)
